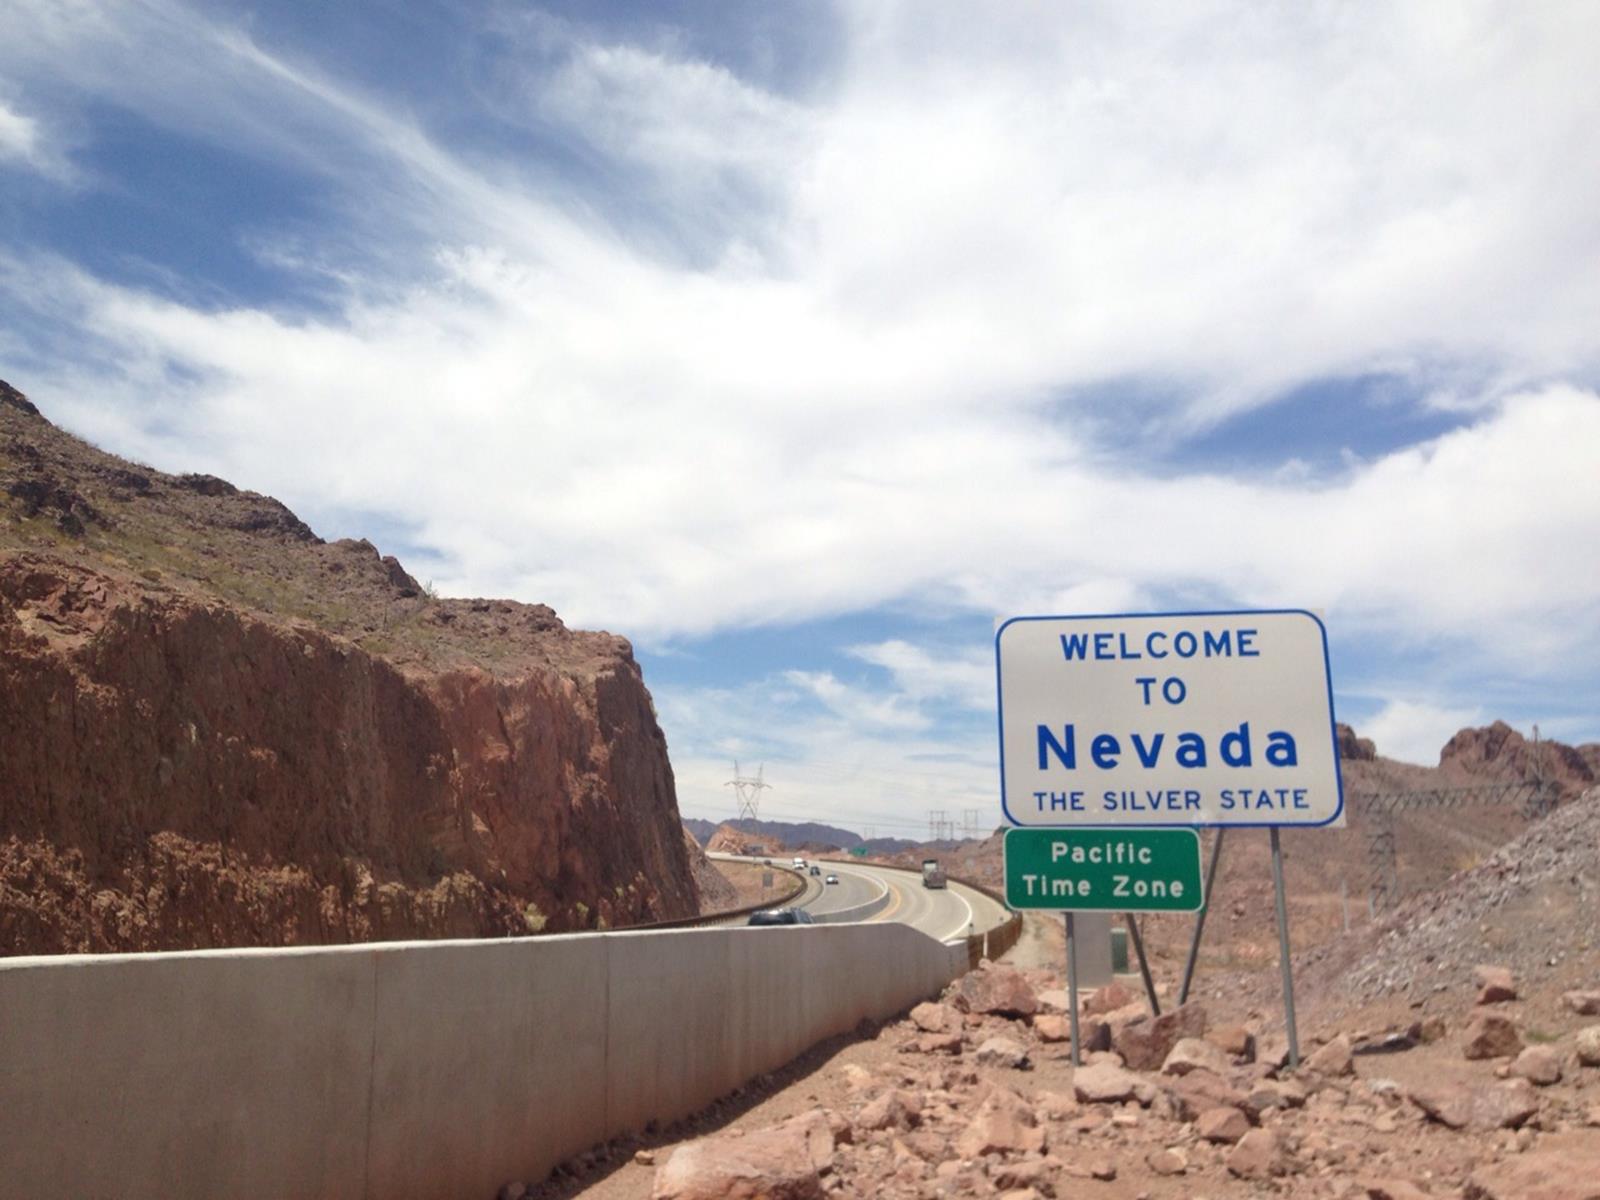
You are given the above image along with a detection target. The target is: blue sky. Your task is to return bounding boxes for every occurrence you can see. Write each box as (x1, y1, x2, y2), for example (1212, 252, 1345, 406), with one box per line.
(3, 2, 1598, 839)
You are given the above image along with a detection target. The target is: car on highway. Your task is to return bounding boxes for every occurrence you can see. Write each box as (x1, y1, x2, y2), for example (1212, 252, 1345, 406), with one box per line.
(825, 873, 839, 885)
(746, 907, 816, 926)
(809, 865, 822, 876)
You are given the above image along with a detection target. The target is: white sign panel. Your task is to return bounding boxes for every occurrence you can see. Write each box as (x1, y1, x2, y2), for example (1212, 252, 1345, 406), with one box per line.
(996, 610, 1344, 828)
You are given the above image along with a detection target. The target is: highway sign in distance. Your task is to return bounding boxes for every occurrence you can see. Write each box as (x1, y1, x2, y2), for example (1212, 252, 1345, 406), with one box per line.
(1004, 828, 1203, 913)
(996, 610, 1344, 828)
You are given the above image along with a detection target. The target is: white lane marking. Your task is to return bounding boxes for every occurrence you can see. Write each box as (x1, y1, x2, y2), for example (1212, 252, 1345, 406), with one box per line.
(936, 886, 976, 943)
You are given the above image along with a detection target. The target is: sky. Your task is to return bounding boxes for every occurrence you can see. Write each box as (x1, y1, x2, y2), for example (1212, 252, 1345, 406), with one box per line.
(2, 1, 1597, 841)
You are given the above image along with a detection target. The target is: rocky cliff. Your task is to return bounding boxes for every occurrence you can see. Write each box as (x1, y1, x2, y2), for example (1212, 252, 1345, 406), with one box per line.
(0, 381, 699, 954)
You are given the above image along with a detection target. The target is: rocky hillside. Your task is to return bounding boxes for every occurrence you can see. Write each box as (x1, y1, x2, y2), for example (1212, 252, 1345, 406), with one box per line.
(0, 380, 699, 954)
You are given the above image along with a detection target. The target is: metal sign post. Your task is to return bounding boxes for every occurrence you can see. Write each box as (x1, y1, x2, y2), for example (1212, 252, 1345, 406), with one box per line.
(1178, 827, 1228, 1005)
(1065, 912, 1082, 1068)
(1269, 826, 1301, 1068)
(1122, 913, 1161, 1016)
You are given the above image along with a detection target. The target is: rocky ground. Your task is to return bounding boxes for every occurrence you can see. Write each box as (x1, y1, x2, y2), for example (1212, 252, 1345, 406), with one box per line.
(498, 793, 1600, 1200)
(508, 961, 1600, 1200)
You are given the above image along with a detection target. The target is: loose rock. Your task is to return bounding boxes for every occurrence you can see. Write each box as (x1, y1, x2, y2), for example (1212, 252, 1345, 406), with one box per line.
(1463, 1013, 1523, 1060)
(1162, 1036, 1232, 1077)
(951, 966, 1040, 1018)
(1197, 1106, 1251, 1144)
(1577, 1026, 1600, 1067)
(1563, 990, 1600, 1017)
(1113, 1003, 1208, 1071)
(1408, 1079, 1539, 1130)
(975, 1036, 1031, 1070)
(1306, 1034, 1356, 1077)
(652, 1108, 834, 1200)
(1511, 1045, 1563, 1086)
(1072, 1061, 1156, 1106)
(1226, 1129, 1282, 1179)
(1473, 965, 1518, 1005)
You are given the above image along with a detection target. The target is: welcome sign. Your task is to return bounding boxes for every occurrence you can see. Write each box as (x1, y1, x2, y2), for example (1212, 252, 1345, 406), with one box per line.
(996, 610, 1344, 828)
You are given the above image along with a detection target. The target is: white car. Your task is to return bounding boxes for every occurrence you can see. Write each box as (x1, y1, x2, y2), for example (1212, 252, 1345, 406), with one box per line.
(825, 874, 839, 885)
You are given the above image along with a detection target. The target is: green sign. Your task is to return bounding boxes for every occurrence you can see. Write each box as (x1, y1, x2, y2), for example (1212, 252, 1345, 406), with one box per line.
(1004, 827, 1203, 912)
(848, 846, 868, 858)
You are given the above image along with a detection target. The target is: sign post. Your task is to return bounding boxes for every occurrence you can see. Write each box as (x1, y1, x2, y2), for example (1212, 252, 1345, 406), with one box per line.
(1006, 827, 1203, 1063)
(996, 610, 1343, 1073)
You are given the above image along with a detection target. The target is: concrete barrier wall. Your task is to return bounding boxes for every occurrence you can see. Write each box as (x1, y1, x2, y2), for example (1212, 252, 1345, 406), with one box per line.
(811, 885, 894, 925)
(0, 923, 967, 1200)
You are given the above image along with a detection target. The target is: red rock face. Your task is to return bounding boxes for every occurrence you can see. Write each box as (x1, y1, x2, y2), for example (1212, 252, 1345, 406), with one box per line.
(0, 556, 698, 954)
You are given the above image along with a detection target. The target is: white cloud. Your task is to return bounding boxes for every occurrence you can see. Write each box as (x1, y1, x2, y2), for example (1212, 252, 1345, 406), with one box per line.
(1, 0, 1598, 705)
(1363, 698, 1486, 766)
(848, 640, 993, 712)
(0, 97, 72, 180)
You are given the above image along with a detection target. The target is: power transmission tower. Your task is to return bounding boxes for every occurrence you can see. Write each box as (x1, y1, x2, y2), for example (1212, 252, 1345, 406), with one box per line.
(928, 810, 949, 843)
(962, 809, 981, 839)
(725, 761, 771, 822)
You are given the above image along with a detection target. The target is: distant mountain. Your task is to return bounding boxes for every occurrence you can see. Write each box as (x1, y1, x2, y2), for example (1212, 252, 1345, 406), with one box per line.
(685, 816, 866, 849)
(682, 818, 721, 844)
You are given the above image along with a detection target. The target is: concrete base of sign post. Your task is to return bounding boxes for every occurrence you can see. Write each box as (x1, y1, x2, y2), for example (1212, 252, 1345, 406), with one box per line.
(1067, 912, 1114, 988)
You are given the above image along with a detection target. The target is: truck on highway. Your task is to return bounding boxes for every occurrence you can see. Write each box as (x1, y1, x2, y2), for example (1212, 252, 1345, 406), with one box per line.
(921, 858, 947, 889)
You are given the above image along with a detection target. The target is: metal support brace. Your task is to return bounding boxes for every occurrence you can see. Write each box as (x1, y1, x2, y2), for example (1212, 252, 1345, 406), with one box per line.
(1178, 827, 1227, 1006)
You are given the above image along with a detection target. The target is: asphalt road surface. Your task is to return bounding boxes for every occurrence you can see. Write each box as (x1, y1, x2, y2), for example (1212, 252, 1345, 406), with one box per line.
(711, 855, 1010, 942)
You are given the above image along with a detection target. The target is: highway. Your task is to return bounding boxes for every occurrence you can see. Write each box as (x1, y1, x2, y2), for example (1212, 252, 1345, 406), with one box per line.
(710, 854, 1011, 942)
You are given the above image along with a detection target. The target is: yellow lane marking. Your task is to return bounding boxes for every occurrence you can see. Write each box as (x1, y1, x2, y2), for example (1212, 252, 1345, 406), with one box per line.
(869, 871, 906, 923)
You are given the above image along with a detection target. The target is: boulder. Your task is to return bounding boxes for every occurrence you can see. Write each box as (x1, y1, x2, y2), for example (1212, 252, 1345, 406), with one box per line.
(910, 1031, 963, 1056)
(1407, 1079, 1539, 1130)
(1196, 1106, 1251, 1144)
(951, 966, 1040, 1018)
(910, 1002, 957, 1033)
(975, 1036, 1031, 1070)
(1084, 981, 1135, 1015)
(1463, 1013, 1523, 1060)
(1036, 1090, 1079, 1120)
(954, 1088, 1045, 1157)
(1511, 1045, 1563, 1086)
(1169, 1069, 1252, 1122)
(1562, 990, 1600, 1017)
(1226, 1129, 1283, 1179)
(1146, 1147, 1187, 1176)
(1112, 1003, 1207, 1071)
(856, 1089, 921, 1133)
(1208, 1025, 1257, 1061)
(1578, 1026, 1600, 1068)
(1306, 1034, 1355, 1077)
(1035, 988, 1071, 1014)
(1466, 1146, 1600, 1199)
(1242, 1076, 1306, 1119)
(1032, 1014, 1072, 1043)
(1473, 965, 1518, 1005)
(1073, 1061, 1156, 1106)
(990, 1159, 1056, 1193)
(653, 1108, 834, 1200)
(1162, 1036, 1233, 1077)
(1415, 1015, 1447, 1043)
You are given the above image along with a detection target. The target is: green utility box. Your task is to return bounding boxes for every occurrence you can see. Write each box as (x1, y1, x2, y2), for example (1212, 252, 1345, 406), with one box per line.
(1111, 927, 1129, 974)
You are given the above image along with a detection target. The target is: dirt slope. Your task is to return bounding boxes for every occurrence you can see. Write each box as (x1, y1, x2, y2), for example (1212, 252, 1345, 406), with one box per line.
(0, 380, 698, 954)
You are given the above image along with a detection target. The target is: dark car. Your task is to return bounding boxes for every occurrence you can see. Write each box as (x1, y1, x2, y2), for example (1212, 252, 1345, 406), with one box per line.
(746, 907, 816, 926)
(809, 865, 822, 876)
